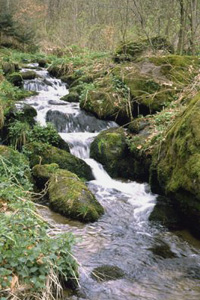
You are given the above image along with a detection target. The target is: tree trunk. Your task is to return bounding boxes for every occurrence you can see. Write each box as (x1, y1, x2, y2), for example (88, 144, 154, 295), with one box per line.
(177, 0, 185, 54)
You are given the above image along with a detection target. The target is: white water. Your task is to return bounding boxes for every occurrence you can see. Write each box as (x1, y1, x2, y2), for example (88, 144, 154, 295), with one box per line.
(22, 64, 200, 300)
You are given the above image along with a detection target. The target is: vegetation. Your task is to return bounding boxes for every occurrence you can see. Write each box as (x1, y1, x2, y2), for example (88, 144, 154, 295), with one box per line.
(0, 146, 78, 299)
(0, 0, 200, 54)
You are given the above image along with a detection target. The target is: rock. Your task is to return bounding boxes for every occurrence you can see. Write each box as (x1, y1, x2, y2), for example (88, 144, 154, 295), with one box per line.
(150, 94, 200, 237)
(128, 119, 150, 134)
(37, 58, 47, 67)
(20, 71, 37, 80)
(80, 88, 131, 125)
(24, 142, 94, 181)
(48, 64, 69, 78)
(123, 74, 173, 117)
(149, 240, 177, 259)
(32, 163, 59, 189)
(114, 37, 173, 62)
(48, 169, 104, 222)
(7, 72, 23, 87)
(149, 196, 183, 231)
(90, 128, 131, 178)
(91, 265, 124, 282)
(2, 62, 19, 75)
(61, 92, 79, 102)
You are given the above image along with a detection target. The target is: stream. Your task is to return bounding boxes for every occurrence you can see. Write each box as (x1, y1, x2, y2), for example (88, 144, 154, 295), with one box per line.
(22, 64, 200, 300)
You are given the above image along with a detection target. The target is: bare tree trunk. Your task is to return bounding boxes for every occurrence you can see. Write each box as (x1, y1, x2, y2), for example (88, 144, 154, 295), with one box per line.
(190, 0, 198, 55)
(177, 0, 185, 54)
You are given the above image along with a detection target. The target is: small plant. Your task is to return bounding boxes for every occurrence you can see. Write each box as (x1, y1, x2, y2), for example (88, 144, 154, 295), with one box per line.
(8, 120, 31, 150)
(8, 121, 61, 150)
(30, 123, 60, 145)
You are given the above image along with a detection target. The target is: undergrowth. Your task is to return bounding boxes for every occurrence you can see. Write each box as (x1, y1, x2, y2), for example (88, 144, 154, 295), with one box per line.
(0, 152, 78, 299)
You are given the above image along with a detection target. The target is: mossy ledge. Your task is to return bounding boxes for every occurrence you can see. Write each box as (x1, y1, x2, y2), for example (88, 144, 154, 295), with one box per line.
(150, 93, 200, 236)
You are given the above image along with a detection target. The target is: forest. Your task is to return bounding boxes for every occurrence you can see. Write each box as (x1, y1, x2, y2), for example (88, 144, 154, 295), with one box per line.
(0, 0, 200, 54)
(1, 1, 200, 300)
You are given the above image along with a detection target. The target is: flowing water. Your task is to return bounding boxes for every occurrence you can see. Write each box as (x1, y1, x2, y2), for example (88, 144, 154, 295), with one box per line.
(22, 65, 200, 300)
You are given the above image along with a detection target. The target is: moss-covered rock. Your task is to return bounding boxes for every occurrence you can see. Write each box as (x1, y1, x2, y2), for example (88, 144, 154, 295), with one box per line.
(2, 62, 19, 75)
(114, 37, 173, 62)
(90, 128, 132, 178)
(149, 55, 200, 85)
(25, 142, 94, 181)
(48, 169, 104, 222)
(80, 87, 131, 125)
(149, 240, 177, 259)
(7, 72, 23, 87)
(61, 92, 79, 102)
(37, 58, 47, 68)
(150, 94, 200, 236)
(20, 71, 37, 80)
(32, 163, 59, 188)
(149, 196, 183, 230)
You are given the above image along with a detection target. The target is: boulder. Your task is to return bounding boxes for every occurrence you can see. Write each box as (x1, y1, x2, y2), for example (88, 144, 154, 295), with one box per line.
(149, 196, 183, 231)
(80, 88, 131, 125)
(90, 128, 132, 178)
(150, 94, 200, 236)
(37, 58, 47, 68)
(20, 71, 37, 80)
(61, 92, 79, 103)
(32, 163, 59, 189)
(2, 62, 19, 75)
(25, 142, 94, 181)
(114, 37, 173, 62)
(48, 169, 104, 222)
(7, 72, 23, 87)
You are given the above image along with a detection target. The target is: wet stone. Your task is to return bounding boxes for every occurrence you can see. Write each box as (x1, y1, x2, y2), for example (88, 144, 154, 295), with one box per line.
(91, 265, 125, 282)
(149, 240, 177, 259)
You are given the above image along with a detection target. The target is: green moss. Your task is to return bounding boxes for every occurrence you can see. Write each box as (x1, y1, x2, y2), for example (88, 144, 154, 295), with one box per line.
(48, 169, 104, 222)
(90, 128, 134, 178)
(114, 37, 173, 62)
(151, 93, 200, 236)
(24, 141, 94, 181)
(149, 55, 200, 85)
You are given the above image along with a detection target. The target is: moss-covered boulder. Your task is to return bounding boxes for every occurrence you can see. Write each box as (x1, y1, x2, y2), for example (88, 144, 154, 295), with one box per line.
(37, 58, 47, 68)
(150, 94, 200, 236)
(2, 62, 19, 75)
(114, 37, 173, 62)
(61, 92, 79, 102)
(7, 72, 23, 87)
(25, 142, 94, 181)
(149, 196, 183, 231)
(20, 71, 37, 80)
(32, 163, 59, 189)
(90, 128, 132, 178)
(149, 55, 200, 85)
(48, 169, 104, 222)
(80, 87, 131, 125)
